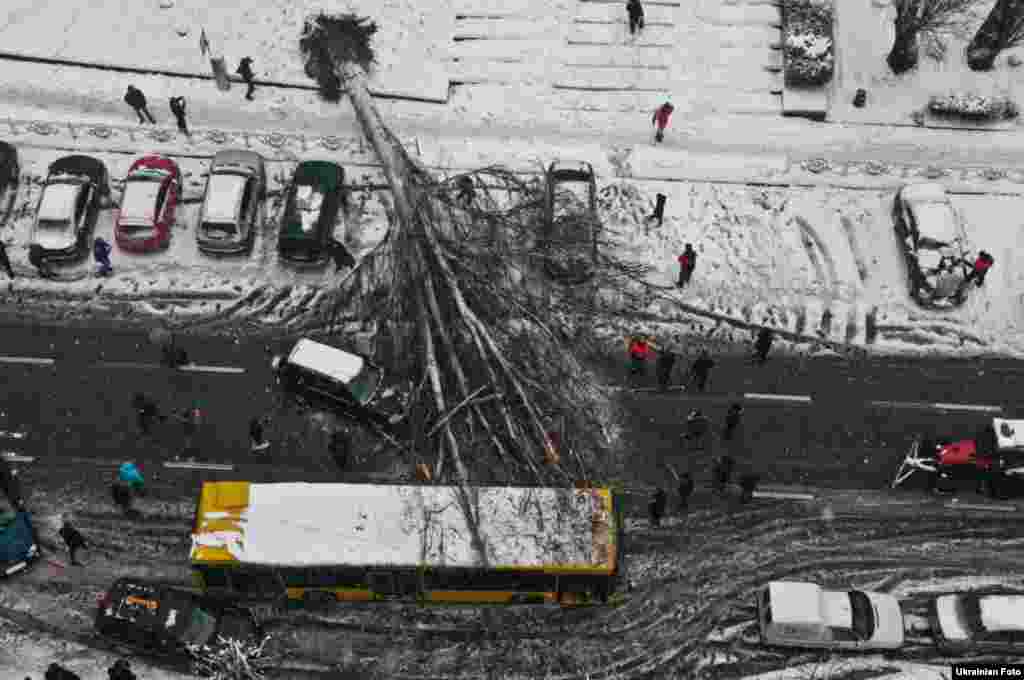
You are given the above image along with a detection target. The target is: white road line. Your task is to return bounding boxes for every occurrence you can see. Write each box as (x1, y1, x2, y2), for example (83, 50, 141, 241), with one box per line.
(0, 431, 27, 439)
(179, 364, 246, 375)
(743, 393, 812, 403)
(0, 356, 55, 366)
(931, 403, 1003, 413)
(1, 453, 35, 463)
(163, 461, 234, 471)
(869, 400, 931, 409)
(97, 361, 164, 370)
(945, 502, 1017, 513)
(752, 491, 816, 501)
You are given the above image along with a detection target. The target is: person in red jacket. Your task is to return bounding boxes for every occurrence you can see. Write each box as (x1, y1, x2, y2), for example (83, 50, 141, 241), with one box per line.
(677, 243, 696, 287)
(627, 335, 652, 375)
(967, 250, 994, 287)
(652, 102, 674, 143)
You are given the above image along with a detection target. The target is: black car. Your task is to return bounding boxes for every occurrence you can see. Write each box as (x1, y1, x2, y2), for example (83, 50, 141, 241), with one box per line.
(95, 578, 260, 657)
(31, 155, 109, 260)
(0, 141, 18, 193)
(277, 160, 346, 263)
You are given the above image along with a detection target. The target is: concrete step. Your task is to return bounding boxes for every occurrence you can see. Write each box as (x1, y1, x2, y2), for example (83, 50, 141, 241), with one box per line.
(562, 45, 677, 69)
(713, 24, 783, 48)
(701, 5, 782, 27)
(574, 3, 678, 23)
(553, 65, 679, 90)
(448, 38, 559, 59)
(567, 24, 676, 45)
(454, 17, 561, 39)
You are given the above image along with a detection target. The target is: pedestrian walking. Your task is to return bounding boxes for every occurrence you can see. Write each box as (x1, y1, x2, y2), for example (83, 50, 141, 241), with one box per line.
(626, 0, 645, 35)
(179, 405, 203, 460)
(655, 343, 678, 390)
(722, 402, 744, 441)
(677, 472, 694, 512)
(111, 481, 136, 517)
(457, 175, 475, 206)
(685, 408, 710, 450)
(648, 487, 667, 528)
(93, 237, 113, 277)
(329, 428, 351, 472)
(160, 333, 189, 368)
(0, 239, 14, 279)
(169, 96, 189, 136)
(123, 85, 156, 124)
(712, 455, 735, 494)
(647, 193, 667, 228)
(58, 516, 88, 567)
(687, 348, 715, 393)
(29, 244, 56, 278)
(677, 243, 696, 287)
(967, 250, 994, 287)
(236, 57, 256, 100)
(652, 101, 674, 143)
(249, 416, 269, 452)
(108, 659, 137, 680)
(627, 335, 653, 376)
(131, 392, 162, 436)
(739, 473, 759, 504)
(753, 327, 774, 364)
(328, 239, 356, 272)
(118, 461, 145, 494)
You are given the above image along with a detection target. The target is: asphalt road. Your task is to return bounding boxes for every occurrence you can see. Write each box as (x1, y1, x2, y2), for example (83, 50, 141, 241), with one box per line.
(2, 319, 1023, 496)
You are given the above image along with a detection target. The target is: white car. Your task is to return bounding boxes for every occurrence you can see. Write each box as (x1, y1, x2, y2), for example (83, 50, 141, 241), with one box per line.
(757, 581, 905, 650)
(930, 593, 1024, 653)
(892, 183, 972, 307)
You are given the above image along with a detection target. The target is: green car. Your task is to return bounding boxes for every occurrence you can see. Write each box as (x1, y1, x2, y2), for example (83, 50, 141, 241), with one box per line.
(278, 160, 346, 263)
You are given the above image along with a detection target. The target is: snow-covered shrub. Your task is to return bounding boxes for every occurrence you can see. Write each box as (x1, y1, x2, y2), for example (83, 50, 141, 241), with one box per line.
(783, 0, 835, 87)
(927, 92, 1019, 119)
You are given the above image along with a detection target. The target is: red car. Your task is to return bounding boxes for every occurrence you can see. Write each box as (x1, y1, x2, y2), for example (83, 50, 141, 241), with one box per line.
(115, 156, 180, 252)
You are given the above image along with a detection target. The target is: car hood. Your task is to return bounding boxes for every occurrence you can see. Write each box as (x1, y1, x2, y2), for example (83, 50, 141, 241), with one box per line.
(935, 595, 971, 641)
(866, 592, 905, 647)
(32, 229, 76, 251)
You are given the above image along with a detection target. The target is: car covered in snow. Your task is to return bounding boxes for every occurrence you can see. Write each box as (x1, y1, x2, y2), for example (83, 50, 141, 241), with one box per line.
(0, 141, 18, 195)
(929, 592, 1024, 653)
(196, 150, 266, 255)
(95, 578, 260, 657)
(542, 161, 599, 284)
(277, 160, 346, 263)
(891, 418, 1024, 497)
(892, 183, 972, 308)
(30, 155, 108, 260)
(271, 337, 407, 435)
(756, 581, 905, 650)
(116, 155, 181, 252)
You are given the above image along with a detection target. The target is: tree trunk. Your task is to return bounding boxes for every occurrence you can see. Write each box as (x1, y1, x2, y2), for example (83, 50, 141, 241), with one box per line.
(967, 0, 1024, 70)
(887, 29, 920, 74)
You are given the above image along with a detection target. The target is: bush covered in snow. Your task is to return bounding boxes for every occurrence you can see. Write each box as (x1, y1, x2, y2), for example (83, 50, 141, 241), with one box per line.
(783, 0, 835, 87)
(927, 92, 1019, 120)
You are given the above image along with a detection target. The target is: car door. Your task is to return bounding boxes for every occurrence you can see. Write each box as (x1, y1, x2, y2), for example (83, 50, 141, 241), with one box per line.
(240, 176, 255, 244)
(74, 184, 93, 244)
(828, 627, 860, 650)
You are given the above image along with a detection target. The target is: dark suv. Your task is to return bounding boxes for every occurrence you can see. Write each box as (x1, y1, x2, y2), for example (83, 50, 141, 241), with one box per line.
(95, 578, 260, 656)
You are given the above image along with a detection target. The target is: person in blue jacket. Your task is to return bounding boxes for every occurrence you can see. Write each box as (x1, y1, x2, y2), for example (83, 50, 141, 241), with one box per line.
(94, 237, 113, 276)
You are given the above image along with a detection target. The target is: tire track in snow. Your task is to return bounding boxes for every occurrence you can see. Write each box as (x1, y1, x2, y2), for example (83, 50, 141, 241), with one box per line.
(791, 215, 839, 338)
(840, 214, 879, 344)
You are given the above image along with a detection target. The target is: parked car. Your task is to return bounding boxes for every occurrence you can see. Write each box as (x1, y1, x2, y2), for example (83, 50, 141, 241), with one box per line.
(542, 161, 599, 285)
(116, 155, 180, 252)
(756, 581, 905, 650)
(196, 150, 266, 255)
(892, 418, 1024, 498)
(892, 183, 972, 307)
(95, 578, 260, 656)
(0, 509, 38, 578)
(277, 160, 345, 263)
(930, 591, 1024, 653)
(30, 155, 108, 260)
(271, 338, 406, 435)
(0, 141, 18, 194)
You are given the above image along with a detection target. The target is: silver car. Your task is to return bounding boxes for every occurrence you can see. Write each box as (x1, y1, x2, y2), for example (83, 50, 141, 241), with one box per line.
(196, 150, 266, 255)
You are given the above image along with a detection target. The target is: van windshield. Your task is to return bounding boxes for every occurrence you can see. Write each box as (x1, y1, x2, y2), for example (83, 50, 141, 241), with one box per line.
(849, 591, 875, 639)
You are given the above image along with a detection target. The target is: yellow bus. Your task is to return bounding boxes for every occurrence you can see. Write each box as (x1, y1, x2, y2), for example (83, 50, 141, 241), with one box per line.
(190, 482, 624, 607)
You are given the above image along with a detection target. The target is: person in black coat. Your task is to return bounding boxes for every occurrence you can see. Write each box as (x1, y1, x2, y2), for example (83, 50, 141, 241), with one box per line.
(249, 416, 269, 452)
(58, 517, 88, 566)
(655, 346, 678, 391)
(687, 349, 715, 393)
(169, 96, 189, 136)
(329, 239, 356, 272)
(329, 429, 351, 472)
(648, 487, 667, 527)
(739, 473, 760, 504)
(677, 472, 694, 512)
(753, 327, 774, 364)
(722, 402, 743, 441)
(236, 57, 256, 100)
(0, 240, 13, 279)
(131, 392, 161, 436)
(626, 0, 645, 35)
(712, 455, 735, 494)
(124, 85, 155, 124)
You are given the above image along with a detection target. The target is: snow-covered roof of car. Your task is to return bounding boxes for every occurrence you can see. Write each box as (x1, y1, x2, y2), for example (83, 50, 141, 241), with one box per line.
(37, 181, 81, 222)
(767, 582, 823, 625)
(203, 173, 247, 223)
(979, 595, 1024, 632)
(992, 419, 1024, 450)
(191, 482, 615, 570)
(911, 202, 961, 246)
(286, 338, 365, 385)
(120, 176, 162, 222)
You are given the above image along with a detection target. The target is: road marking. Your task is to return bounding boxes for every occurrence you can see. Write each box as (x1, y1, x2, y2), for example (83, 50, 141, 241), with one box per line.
(1, 453, 34, 463)
(163, 461, 234, 471)
(752, 490, 815, 500)
(869, 400, 931, 409)
(945, 502, 1017, 512)
(0, 431, 26, 440)
(931, 403, 1003, 413)
(179, 364, 246, 375)
(0, 356, 55, 366)
(97, 361, 164, 370)
(743, 393, 812, 403)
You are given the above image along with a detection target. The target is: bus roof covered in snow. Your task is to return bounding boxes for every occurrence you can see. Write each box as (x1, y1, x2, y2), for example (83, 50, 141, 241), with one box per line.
(191, 482, 616, 573)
